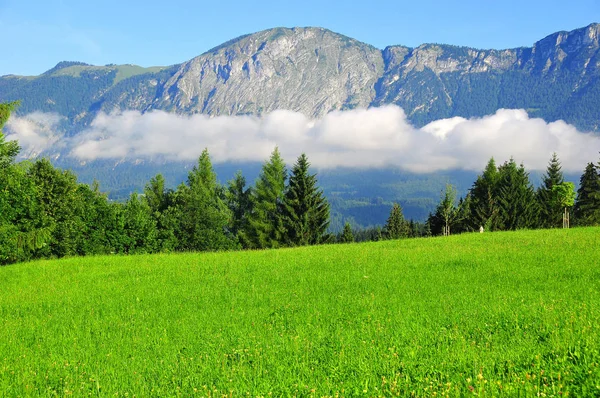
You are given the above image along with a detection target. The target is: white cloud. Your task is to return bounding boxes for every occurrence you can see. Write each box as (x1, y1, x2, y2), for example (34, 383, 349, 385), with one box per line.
(4, 112, 64, 157)
(8, 106, 600, 173)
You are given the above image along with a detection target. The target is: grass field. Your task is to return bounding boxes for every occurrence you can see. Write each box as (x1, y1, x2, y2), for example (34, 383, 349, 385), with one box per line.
(1, 228, 599, 396)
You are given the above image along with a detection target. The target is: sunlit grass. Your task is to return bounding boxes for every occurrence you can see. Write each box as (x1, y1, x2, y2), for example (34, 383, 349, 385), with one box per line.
(1, 228, 599, 396)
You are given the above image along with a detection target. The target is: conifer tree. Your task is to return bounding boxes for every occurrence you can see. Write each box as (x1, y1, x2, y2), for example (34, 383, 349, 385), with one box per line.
(177, 149, 237, 251)
(573, 162, 600, 226)
(495, 159, 539, 230)
(537, 153, 565, 228)
(383, 203, 409, 239)
(144, 174, 170, 215)
(282, 153, 330, 246)
(469, 158, 500, 231)
(226, 171, 253, 244)
(243, 147, 287, 249)
(455, 194, 474, 234)
(339, 222, 354, 243)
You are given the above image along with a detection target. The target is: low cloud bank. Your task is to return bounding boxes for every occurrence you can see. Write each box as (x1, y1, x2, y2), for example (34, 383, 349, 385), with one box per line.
(7, 106, 600, 172)
(5, 112, 64, 157)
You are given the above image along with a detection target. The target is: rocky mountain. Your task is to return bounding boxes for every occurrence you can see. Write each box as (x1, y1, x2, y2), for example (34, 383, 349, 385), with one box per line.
(2, 24, 600, 131)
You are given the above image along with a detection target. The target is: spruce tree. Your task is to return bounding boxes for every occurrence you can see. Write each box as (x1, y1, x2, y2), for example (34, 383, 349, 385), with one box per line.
(383, 203, 409, 239)
(495, 159, 539, 230)
(537, 153, 564, 228)
(339, 222, 354, 243)
(226, 171, 253, 244)
(282, 153, 330, 246)
(243, 147, 287, 249)
(469, 158, 500, 231)
(573, 162, 600, 226)
(177, 149, 237, 251)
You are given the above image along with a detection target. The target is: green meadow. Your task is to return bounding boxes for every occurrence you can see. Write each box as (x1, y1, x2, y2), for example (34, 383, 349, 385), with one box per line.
(1, 228, 599, 396)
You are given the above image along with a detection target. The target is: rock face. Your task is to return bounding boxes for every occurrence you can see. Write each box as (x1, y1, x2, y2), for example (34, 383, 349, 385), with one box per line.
(150, 28, 384, 117)
(1, 24, 600, 131)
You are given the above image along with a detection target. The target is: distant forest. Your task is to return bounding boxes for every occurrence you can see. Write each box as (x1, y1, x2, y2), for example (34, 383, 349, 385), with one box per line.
(2, 101, 600, 265)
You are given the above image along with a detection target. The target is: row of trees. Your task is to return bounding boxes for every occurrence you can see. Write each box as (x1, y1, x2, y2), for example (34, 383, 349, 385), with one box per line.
(1, 102, 332, 265)
(339, 153, 600, 243)
(424, 153, 600, 237)
(3, 99, 600, 263)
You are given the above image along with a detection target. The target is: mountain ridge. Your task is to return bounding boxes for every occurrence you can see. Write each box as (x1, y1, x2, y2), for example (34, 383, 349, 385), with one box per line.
(1, 23, 600, 131)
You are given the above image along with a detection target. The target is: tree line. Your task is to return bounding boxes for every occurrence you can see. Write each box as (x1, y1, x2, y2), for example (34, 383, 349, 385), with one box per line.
(1, 102, 332, 265)
(2, 100, 600, 265)
(367, 153, 600, 241)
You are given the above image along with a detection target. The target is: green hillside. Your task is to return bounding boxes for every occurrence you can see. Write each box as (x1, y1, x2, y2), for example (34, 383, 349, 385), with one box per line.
(1, 228, 599, 396)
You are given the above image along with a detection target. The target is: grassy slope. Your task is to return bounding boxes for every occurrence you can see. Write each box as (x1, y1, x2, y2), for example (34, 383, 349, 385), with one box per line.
(0, 228, 599, 396)
(48, 64, 165, 84)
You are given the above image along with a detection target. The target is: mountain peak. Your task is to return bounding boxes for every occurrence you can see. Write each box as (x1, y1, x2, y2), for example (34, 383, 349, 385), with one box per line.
(44, 61, 91, 75)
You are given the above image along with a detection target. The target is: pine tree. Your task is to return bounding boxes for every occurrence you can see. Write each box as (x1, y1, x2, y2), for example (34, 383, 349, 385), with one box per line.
(383, 203, 409, 239)
(537, 153, 565, 228)
(243, 147, 287, 249)
(226, 171, 253, 244)
(573, 162, 600, 226)
(495, 159, 539, 230)
(282, 153, 330, 246)
(454, 194, 474, 234)
(177, 149, 237, 251)
(144, 174, 170, 214)
(469, 158, 500, 231)
(339, 222, 354, 243)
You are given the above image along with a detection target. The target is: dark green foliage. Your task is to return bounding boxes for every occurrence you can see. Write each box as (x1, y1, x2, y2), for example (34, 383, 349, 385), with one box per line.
(0, 101, 20, 167)
(574, 162, 600, 226)
(537, 153, 565, 228)
(469, 158, 501, 231)
(282, 154, 330, 246)
(226, 171, 253, 242)
(27, 158, 84, 258)
(338, 222, 354, 243)
(243, 148, 287, 249)
(121, 193, 158, 254)
(383, 203, 409, 239)
(495, 159, 539, 230)
(175, 149, 238, 252)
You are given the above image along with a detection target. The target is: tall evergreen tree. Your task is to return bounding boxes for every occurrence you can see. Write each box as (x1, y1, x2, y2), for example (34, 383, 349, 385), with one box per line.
(177, 149, 237, 251)
(573, 162, 600, 226)
(144, 174, 170, 214)
(339, 222, 354, 243)
(383, 203, 409, 239)
(537, 153, 565, 228)
(226, 171, 253, 244)
(469, 158, 500, 231)
(282, 153, 330, 246)
(243, 147, 287, 249)
(495, 159, 539, 230)
(454, 194, 474, 234)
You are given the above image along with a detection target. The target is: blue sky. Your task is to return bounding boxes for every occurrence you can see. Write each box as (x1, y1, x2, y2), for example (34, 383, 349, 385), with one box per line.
(1, 0, 598, 76)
